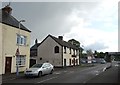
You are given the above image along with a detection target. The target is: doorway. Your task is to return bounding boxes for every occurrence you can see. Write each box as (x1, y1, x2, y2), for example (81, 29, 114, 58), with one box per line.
(64, 59, 66, 67)
(5, 57, 12, 74)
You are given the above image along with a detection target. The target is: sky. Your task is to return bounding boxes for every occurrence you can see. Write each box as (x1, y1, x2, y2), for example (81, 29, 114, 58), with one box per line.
(1, 0, 119, 52)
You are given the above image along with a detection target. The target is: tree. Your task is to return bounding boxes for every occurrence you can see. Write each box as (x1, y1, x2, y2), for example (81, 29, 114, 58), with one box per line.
(97, 52, 105, 58)
(94, 50, 98, 58)
(86, 49, 93, 56)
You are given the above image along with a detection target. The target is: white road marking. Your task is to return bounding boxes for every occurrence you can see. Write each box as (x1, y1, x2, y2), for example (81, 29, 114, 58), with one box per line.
(53, 72, 61, 75)
(96, 73, 99, 75)
(115, 64, 119, 67)
(103, 67, 106, 72)
(37, 76, 58, 83)
(63, 71, 67, 72)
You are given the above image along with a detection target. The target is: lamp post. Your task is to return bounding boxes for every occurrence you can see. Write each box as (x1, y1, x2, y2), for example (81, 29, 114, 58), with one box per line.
(16, 20, 25, 76)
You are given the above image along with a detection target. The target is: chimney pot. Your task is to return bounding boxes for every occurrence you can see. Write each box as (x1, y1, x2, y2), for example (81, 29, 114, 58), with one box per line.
(2, 5, 12, 14)
(58, 36, 63, 40)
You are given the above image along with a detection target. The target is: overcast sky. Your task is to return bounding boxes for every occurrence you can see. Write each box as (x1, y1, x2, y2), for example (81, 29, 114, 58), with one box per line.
(2, 0, 119, 52)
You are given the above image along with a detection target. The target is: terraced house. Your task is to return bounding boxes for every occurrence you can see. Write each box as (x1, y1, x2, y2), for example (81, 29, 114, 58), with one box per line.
(36, 35, 80, 67)
(0, 5, 31, 74)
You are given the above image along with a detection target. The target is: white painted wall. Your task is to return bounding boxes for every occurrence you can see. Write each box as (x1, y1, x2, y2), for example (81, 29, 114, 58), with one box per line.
(2, 24, 31, 74)
(63, 47, 79, 66)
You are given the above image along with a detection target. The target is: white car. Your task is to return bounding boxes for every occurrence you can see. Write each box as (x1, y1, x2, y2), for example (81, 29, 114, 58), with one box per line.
(24, 63, 54, 77)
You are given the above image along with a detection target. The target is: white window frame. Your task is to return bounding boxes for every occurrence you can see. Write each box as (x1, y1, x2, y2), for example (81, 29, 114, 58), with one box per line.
(16, 55, 26, 66)
(17, 34, 27, 46)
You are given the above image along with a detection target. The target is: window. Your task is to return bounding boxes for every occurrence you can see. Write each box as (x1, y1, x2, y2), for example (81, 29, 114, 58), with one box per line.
(76, 50, 79, 56)
(54, 46, 59, 53)
(69, 48, 71, 54)
(17, 34, 27, 45)
(69, 59, 71, 65)
(76, 59, 78, 65)
(16, 55, 26, 66)
(73, 49, 75, 55)
(64, 46, 66, 53)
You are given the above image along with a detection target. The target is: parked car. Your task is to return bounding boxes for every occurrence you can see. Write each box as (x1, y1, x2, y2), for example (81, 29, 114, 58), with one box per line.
(80, 58, 87, 64)
(92, 59, 97, 63)
(24, 63, 54, 77)
(100, 59, 106, 64)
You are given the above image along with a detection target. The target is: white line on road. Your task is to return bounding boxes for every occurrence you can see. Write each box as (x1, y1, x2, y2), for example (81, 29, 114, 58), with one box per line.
(53, 72, 61, 75)
(37, 76, 58, 83)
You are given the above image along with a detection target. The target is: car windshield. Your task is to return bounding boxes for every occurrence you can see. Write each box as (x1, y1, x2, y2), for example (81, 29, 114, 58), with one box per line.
(31, 64, 43, 68)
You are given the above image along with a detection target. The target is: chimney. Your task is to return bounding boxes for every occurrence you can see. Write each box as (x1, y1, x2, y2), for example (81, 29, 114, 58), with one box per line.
(35, 39, 38, 44)
(58, 36, 63, 40)
(2, 5, 12, 14)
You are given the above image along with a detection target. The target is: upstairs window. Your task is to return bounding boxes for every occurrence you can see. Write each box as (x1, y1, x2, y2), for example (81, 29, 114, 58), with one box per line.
(64, 46, 66, 53)
(69, 48, 71, 54)
(17, 34, 27, 45)
(73, 49, 75, 55)
(55, 46, 59, 53)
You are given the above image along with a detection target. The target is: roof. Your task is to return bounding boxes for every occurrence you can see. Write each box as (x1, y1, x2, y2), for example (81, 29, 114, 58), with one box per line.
(30, 43, 41, 50)
(50, 35, 79, 49)
(37, 34, 80, 50)
(0, 7, 31, 32)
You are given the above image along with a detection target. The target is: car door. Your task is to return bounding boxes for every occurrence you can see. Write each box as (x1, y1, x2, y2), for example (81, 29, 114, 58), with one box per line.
(46, 64, 51, 74)
(42, 64, 48, 74)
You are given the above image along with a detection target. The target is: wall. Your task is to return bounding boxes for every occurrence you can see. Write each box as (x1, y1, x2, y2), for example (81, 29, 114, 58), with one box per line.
(37, 36, 62, 67)
(0, 23, 2, 75)
(63, 47, 79, 66)
(2, 24, 30, 74)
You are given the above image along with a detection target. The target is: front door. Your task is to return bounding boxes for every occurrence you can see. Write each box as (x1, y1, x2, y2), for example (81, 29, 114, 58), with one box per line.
(64, 59, 66, 67)
(5, 57, 12, 74)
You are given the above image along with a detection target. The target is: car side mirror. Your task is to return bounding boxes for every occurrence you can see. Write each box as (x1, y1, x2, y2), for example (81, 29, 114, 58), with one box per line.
(42, 67, 45, 68)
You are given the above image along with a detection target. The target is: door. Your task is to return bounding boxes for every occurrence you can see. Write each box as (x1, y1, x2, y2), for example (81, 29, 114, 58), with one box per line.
(5, 57, 12, 74)
(42, 64, 48, 74)
(73, 58, 75, 66)
(64, 59, 66, 67)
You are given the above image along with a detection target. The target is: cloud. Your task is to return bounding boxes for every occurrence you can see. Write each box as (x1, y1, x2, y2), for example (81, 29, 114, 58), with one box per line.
(2, 1, 118, 52)
(84, 42, 109, 51)
(63, 0, 118, 52)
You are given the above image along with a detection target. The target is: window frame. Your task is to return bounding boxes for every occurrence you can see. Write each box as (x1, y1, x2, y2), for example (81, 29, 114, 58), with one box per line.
(16, 55, 26, 66)
(54, 46, 59, 53)
(16, 34, 27, 46)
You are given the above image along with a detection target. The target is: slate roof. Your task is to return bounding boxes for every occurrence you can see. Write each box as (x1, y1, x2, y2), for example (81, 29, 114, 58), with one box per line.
(0, 7, 31, 32)
(34, 34, 79, 50)
(49, 35, 79, 50)
(30, 43, 41, 50)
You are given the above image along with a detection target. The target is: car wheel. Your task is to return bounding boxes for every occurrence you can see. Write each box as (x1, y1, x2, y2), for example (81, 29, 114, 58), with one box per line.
(50, 69, 53, 74)
(38, 71, 42, 77)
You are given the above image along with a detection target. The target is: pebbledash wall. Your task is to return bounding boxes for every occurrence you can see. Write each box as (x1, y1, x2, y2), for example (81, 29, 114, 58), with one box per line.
(1, 23, 31, 74)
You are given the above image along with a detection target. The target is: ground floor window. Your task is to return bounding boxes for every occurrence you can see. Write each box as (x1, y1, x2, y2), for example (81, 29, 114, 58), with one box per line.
(16, 55, 26, 66)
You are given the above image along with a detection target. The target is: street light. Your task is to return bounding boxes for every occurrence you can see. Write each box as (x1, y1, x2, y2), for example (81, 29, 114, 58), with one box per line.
(16, 20, 25, 76)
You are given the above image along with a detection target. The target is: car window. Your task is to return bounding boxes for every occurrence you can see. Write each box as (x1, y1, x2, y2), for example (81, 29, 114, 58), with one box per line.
(43, 63, 51, 68)
(32, 64, 43, 68)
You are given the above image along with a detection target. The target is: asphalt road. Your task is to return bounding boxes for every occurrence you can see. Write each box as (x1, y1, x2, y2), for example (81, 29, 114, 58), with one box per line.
(2, 63, 114, 84)
(86, 61, 120, 83)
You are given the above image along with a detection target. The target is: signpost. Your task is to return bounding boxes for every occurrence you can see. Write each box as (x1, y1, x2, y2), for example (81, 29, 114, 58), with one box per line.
(16, 48, 19, 76)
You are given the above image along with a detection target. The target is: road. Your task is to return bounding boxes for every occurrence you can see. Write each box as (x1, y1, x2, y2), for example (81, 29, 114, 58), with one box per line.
(2, 62, 118, 84)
